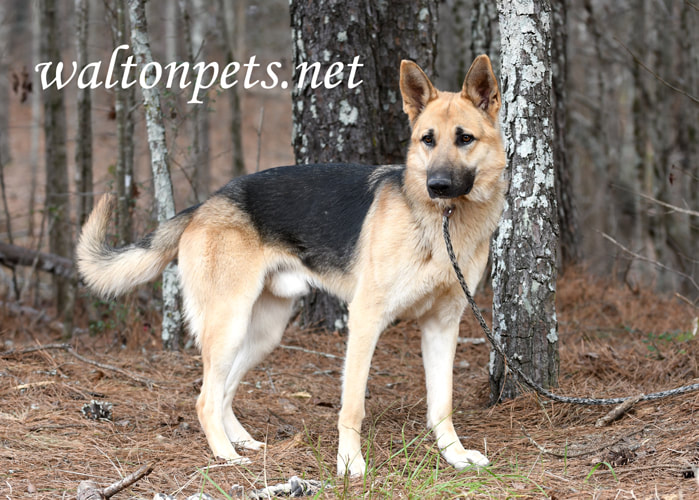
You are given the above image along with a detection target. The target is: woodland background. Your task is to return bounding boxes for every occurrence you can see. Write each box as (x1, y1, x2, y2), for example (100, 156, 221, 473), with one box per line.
(0, 0, 696, 312)
(0, 1, 698, 498)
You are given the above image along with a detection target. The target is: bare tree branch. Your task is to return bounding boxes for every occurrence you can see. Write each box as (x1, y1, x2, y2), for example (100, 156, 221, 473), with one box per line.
(601, 232, 699, 292)
(0, 343, 158, 387)
(77, 462, 155, 500)
(615, 37, 699, 105)
(637, 191, 699, 218)
(103, 462, 155, 498)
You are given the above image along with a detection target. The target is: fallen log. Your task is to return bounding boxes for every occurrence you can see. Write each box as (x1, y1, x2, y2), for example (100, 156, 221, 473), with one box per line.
(0, 241, 74, 278)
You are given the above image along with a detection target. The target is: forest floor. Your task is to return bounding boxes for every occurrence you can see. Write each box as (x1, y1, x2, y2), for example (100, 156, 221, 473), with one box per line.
(0, 270, 697, 499)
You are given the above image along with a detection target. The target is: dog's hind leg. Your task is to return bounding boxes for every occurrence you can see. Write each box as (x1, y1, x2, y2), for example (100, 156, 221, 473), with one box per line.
(180, 219, 268, 463)
(221, 289, 294, 450)
(419, 299, 490, 469)
(196, 298, 259, 463)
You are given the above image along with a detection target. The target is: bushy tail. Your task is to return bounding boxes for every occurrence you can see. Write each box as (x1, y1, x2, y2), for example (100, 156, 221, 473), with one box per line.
(76, 194, 195, 298)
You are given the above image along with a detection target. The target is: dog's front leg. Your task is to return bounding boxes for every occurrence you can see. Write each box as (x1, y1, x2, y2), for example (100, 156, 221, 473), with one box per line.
(337, 300, 386, 477)
(419, 305, 490, 469)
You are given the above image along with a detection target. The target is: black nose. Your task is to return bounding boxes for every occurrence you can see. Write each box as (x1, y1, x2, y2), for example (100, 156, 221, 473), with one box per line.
(427, 175, 452, 198)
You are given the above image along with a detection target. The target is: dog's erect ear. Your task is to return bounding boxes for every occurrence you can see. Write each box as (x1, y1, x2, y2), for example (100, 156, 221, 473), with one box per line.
(400, 60, 438, 124)
(462, 55, 500, 120)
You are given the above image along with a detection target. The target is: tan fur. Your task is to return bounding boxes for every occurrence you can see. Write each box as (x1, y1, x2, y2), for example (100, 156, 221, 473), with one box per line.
(76, 55, 507, 476)
(77, 194, 194, 297)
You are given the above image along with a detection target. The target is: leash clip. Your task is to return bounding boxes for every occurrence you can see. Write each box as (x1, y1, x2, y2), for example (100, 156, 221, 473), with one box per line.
(442, 206, 455, 218)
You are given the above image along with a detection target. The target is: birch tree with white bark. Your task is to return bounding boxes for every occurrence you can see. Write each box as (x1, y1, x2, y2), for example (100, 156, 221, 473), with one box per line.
(128, 0, 182, 350)
(490, 0, 559, 401)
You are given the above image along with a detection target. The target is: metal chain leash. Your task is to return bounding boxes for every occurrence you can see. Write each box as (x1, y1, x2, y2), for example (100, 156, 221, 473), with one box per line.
(442, 209, 699, 405)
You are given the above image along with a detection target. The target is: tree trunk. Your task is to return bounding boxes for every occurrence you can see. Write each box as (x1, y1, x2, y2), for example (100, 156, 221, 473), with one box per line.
(629, 0, 657, 288)
(470, 0, 500, 79)
(190, 0, 211, 201)
(28, 5, 42, 240)
(491, 0, 559, 402)
(165, 0, 178, 63)
(111, 0, 135, 246)
(372, 0, 438, 163)
(0, 2, 12, 278)
(216, 0, 246, 177)
(74, 0, 93, 227)
(290, 0, 438, 331)
(644, 0, 695, 294)
(128, 0, 182, 350)
(0, 2, 9, 170)
(39, 0, 75, 332)
(580, 0, 620, 252)
(677, 1, 699, 294)
(551, 0, 580, 269)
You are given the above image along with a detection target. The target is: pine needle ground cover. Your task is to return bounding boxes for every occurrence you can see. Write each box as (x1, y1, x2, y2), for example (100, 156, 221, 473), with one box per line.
(1, 271, 697, 499)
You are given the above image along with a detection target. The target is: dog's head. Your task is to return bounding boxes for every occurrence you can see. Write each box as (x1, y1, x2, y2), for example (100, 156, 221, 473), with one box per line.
(400, 55, 505, 204)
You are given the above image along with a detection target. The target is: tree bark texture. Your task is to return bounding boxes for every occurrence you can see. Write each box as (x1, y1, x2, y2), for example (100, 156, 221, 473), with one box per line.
(39, 0, 75, 327)
(190, 0, 211, 201)
(216, 0, 246, 178)
(0, 2, 10, 169)
(291, 0, 437, 166)
(290, 0, 438, 331)
(113, 0, 135, 246)
(128, 0, 182, 350)
(642, 0, 696, 294)
(0, 2, 13, 277)
(470, 0, 500, 80)
(677, 2, 699, 285)
(28, 5, 42, 240)
(74, 0, 93, 227)
(551, 0, 579, 269)
(491, 0, 559, 402)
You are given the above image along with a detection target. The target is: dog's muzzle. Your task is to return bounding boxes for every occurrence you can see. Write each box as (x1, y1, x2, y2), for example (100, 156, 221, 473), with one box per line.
(427, 168, 476, 199)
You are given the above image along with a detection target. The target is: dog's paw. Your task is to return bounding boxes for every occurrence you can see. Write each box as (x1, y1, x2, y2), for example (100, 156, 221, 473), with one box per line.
(213, 445, 251, 465)
(237, 439, 266, 451)
(225, 455, 252, 466)
(336, 452, 366, 477)
(443, 448, 490, 470)
(214, 452, 251, 465)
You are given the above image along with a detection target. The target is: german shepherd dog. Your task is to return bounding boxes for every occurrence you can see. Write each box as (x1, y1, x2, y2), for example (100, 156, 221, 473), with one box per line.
(77, 55, 506, 476)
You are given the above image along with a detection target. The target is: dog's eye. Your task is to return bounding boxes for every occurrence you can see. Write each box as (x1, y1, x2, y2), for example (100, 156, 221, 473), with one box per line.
(422, 134, 434, 146)
(460, 134, 475, 145)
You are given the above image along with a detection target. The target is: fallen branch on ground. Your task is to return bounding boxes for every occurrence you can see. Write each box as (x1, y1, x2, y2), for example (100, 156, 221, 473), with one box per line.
(0, 300, 50, 322)
(77, 462, 155, 500)
(595, 394, 644, 427)
(279, 344, 344, 360)
(0, 343, 158, 387)
(521, 425, 646, 458)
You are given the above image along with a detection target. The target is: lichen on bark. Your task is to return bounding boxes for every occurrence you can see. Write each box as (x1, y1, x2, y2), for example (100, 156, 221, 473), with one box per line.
(490, 0, 559, 402)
